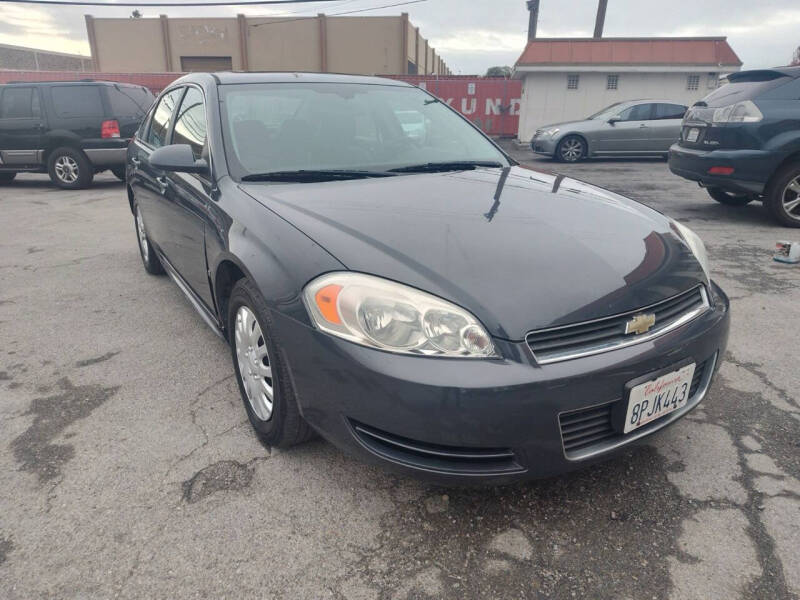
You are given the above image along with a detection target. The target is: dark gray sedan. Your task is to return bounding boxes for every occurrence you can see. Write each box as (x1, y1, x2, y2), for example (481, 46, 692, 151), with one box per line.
(532, 100, 688, 162)
(127, 73, 728, 484)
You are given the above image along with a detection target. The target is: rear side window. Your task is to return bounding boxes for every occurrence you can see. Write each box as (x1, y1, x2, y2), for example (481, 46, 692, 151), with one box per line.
(619, 103, 652, 121)
(107, 85, 155, 117)
(145, 88, 183, 148)
(0, 87, 40, 119)
(653, 103, 686, 120)
(172, 87, 207, 159)
(51, 86, 104, 118)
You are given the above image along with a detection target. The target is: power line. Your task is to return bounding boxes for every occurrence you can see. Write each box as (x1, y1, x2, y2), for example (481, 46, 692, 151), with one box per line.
(0, 0, 343, 6)
(250, 0, 426, 26)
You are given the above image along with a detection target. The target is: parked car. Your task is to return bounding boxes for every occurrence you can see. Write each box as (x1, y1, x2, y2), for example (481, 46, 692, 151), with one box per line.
(531, 100, 688, 162)
(669, 66, 800, 227)
(128, 72, 729, 483)
(0, 80, 154, 189)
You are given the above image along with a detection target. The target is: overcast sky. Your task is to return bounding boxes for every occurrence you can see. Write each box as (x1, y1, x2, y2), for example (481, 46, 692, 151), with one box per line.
(1, 0, 798, 73)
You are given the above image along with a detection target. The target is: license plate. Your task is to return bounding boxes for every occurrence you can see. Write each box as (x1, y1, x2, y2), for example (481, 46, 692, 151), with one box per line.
(624, 363, 695, 433)
(685, 128, 700, 142)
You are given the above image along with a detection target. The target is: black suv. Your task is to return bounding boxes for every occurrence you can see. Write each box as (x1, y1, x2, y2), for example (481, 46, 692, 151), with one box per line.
(669, 66, 800, 226)
(0, 80, 154, 189)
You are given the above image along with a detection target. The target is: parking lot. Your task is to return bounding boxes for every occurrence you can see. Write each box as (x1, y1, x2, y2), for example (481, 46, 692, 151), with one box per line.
(1, 147, 799, 599)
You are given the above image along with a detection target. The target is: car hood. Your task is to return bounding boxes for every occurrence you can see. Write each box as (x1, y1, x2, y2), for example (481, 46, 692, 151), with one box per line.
(239, 166, 705, 340)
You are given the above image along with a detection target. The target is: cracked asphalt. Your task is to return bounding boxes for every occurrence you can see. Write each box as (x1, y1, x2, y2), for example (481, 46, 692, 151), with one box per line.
(1, 145, 799, 599)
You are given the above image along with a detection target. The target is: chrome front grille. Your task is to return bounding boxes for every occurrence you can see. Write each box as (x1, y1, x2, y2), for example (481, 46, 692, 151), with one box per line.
(526, 286, 709, 364)
(559, 356, 711, 459)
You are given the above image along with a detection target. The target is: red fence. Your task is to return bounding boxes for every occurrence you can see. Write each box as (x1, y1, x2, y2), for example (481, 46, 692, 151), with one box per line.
(0, 71, 521, 137)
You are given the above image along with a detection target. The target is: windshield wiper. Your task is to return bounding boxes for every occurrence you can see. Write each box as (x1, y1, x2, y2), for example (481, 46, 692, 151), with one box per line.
(241, 169, 396, 182)
(388, 161, 505, 173)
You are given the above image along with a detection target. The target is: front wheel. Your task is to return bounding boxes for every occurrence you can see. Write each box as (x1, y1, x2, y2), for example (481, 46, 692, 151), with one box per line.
(765, 162, 800, 227)
(47, 147, 93, 189)
(133, 201, 164, 275)
(706, 186, 754, 206)
(228, 278, 313, 448)
(556, 135, 587, 162)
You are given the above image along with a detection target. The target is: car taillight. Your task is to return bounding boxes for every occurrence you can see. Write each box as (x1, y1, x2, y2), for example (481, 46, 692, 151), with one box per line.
(711, 100, 763, 124)
(101, 119, 121, 138)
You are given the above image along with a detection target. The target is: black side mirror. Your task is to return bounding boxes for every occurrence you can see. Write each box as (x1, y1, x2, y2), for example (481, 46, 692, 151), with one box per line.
(607, 116, 621, 125)
(150, 144, 208, 174)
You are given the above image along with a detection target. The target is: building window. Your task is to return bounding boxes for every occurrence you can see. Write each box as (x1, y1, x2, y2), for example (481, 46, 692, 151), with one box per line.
(606, 74, 618, 90)
(567, 74, 579, 90)
(687, 74, 700, 91)
(708, 73, 719, 89)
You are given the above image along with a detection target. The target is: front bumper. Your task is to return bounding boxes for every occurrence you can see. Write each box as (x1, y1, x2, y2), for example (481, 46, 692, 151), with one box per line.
(668, 143, 776, 195)
(530, 135, 558, 156)
(273, 282, 730, 484)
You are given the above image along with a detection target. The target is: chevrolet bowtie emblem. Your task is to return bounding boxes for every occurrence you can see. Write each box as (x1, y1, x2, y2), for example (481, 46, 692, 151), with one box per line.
(625, 313, 656, 335)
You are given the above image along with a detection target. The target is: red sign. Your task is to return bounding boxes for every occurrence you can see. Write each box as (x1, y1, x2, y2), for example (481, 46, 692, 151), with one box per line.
(387, 76, 521, 137)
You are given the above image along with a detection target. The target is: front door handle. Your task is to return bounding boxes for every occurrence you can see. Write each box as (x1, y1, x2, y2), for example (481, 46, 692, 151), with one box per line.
(130, 157, 141, 169)
(156, 175, 169, 194)
(639, 123, 648, 128)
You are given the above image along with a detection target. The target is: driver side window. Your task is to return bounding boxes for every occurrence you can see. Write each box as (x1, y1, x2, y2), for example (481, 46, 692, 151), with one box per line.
(618, 103, 653, 121)
(145, 88, 184, 148)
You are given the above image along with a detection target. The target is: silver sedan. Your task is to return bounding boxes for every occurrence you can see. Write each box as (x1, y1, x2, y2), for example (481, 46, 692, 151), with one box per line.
(531, 100, 687, 162)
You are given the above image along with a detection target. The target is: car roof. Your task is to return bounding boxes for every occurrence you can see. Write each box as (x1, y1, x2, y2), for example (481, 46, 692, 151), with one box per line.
(172, 71, 413, 87)
(0, 80, 145, 88)
(768, 66, 800, 78)
(728, 66, 800, 81)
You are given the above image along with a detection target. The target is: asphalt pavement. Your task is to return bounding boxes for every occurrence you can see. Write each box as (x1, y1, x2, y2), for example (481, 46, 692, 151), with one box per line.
(1, 148, 799, 599)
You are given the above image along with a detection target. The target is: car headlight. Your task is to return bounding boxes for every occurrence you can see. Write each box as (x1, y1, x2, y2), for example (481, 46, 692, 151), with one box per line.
(672, 221, 710, 280)
(303, 272, 497, 358)
(545, 127, 560, 138)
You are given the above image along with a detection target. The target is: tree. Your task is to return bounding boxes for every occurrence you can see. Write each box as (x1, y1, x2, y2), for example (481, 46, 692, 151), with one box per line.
(792, 46, 800, 66)
(485, 66, 512, 78)
(130, 9, 142, 18)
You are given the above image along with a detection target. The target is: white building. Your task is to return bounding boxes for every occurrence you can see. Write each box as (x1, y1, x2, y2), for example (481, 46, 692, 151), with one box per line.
(513, 37, 742, 143)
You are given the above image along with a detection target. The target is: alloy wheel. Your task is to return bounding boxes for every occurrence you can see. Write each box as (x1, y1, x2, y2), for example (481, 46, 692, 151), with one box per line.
(136, 206, 149, 263)
(234, 305, 274, 421)
(54, 155, 79, 184)
(560, 138, 584, 161)
(781, 176, 800, 221)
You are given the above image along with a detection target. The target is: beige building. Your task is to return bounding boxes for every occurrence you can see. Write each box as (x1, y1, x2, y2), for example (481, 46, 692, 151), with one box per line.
(85, 13, 451, 76)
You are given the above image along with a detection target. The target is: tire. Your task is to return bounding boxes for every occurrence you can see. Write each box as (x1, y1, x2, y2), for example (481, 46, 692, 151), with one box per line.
(133, 200, 164, 275)
(0, 172, 16, 184)
(765, 162, 800, 228)
(111, 167, 126, 181)
(228, 278, 313, 448)
(47, 147, 93, 189)
(556, 135, 587, 162)
(706, 186, 754, 206)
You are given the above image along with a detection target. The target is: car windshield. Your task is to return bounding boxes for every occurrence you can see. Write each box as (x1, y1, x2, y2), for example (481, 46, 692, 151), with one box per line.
(587, 102, 627, 120)
(219, 82, 509, 180)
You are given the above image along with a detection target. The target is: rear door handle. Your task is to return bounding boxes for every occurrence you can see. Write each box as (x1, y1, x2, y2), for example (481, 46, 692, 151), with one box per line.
(639, 123, 648, 128)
